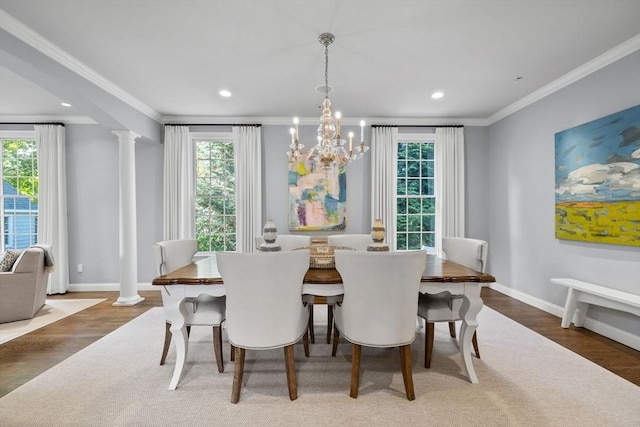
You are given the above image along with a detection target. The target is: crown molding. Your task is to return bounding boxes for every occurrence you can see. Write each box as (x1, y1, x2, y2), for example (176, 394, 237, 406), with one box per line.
(0, 115, 97, 124)
(2, 10, 636, 130)
(487, 34, 640, 125)
(161, 116, 490, 127)
(0, 10, 162, 123)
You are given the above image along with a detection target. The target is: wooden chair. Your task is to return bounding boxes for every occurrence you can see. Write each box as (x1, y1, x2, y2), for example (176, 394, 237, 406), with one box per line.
(418, 237, 487, 368)
(315, 234, 374, 344)
(331, 250, 426, 400)
(153, 240, 226, 372)
(216, 250, 310, 403)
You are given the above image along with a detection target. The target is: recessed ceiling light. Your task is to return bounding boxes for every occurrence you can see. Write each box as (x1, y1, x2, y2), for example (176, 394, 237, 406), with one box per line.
(60, 102, 71, 107)
(219, 90, 231, 97)
(431, 91, 444, 99)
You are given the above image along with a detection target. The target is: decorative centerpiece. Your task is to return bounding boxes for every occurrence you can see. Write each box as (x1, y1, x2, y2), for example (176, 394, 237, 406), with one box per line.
(259, 220, 281, 252)
(295, 245, 355, 269)
(367, 218, 389, 251)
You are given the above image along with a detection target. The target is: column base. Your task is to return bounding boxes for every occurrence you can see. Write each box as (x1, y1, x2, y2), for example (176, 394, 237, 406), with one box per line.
(112, 295, 145, 306)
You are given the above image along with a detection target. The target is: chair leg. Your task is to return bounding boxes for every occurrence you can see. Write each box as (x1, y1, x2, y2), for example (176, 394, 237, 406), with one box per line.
(326, 304, 333, 344)
(160, 322, 172, 365)
(350, 344, 361, 398)
(448, 321, 456, 338)
(472, 331, 480, 358)
(331, 323, 340, 357)
(308, 303, 315, 344)
(303, 329, 309, 357)
(213, 326, 224, 373)
(284, 345, 298, 401)
(399, 344, 415, 401)
(425, 323, 434, 368)
(230, 344, 235, 362)
(231, 347, 245, 404)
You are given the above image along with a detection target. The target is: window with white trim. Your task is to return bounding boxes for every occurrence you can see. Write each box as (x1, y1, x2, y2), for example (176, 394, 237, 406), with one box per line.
(1, 132, 38, 251)
(193, 133, 236, 252)
(396, 133, 436, 251)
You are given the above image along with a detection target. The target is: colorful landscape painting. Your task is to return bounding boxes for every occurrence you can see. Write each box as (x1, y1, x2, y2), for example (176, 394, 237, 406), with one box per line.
(288, 154, 346, 231)
(555, 104, 640, 246)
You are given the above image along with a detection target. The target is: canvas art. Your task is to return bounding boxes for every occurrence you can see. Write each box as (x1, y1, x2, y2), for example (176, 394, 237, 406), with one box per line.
(288, 154, 346, 231)
(554, 104, 640, 246)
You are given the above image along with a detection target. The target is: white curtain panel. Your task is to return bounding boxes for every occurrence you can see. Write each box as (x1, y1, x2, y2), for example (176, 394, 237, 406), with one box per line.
(233, 126, 262, 253)
(435, 127, 465, 256)
(370, 126, 398, 251)
(35, 124, 69, 294)
(163, 125, 195, 240)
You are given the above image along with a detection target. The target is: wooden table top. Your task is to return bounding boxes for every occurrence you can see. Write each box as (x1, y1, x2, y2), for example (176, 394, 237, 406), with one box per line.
(152, 254, 496, 286)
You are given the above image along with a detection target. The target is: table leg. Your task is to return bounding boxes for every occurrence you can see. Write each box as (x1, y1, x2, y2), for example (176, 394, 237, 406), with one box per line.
(163, 291, 190, 391)
(459, 284, 482, 384)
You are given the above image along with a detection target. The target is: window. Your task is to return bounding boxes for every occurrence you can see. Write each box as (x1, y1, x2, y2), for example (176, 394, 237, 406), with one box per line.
(396, 134, 436, 251)
(193, 133, 236, 252)
(1, 134, 38, 251)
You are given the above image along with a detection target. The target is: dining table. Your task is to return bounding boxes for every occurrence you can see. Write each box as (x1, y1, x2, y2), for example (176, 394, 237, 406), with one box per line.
(152, 252, 496, 390)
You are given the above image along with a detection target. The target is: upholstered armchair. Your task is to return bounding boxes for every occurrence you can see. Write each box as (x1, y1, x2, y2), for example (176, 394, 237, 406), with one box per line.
(0, 245, 54, 323)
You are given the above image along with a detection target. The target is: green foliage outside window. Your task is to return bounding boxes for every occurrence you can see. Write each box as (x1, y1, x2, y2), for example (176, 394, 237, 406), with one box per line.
(195, 139, 236, 252)
(2, 139, 38, 200)
(396, 140, 435, 250)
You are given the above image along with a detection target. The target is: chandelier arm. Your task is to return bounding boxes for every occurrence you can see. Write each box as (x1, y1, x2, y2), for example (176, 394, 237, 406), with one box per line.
(287, 32, 368, 169)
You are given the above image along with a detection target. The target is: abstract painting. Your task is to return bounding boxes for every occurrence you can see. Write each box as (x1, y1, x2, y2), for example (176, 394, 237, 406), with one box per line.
(288, 154, 346, 231)
(555, 104, 640, 246)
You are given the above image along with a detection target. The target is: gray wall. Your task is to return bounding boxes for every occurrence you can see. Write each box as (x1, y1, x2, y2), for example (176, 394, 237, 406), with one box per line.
(43, 51, 640, 342)
(65, 124, 163, 284)
(62, 122, 490, 284)
(487, 51, 640, 335)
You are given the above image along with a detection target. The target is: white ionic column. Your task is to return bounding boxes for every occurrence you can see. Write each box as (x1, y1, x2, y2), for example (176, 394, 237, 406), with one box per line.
(112, 130, 145, 306)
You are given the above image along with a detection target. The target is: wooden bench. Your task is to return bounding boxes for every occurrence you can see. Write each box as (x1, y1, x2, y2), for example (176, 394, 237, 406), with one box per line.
(551, 278, 640, 328)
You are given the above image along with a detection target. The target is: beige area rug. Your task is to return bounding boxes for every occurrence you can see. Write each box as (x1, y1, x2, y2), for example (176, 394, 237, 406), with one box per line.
(0, 299, 105, 344)
(1, 306, 638, 427)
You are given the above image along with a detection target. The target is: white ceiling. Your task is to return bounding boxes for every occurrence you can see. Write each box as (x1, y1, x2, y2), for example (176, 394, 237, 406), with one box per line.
(1, 0, 639, 125)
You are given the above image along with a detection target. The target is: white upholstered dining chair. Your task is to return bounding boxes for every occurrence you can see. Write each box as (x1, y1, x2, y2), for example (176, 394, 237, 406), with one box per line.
(318, 234, 374, 343)
(327, 234, 373, 251)
(216, 250, 311, 403)
(153, 239, 226, 372)
(417, 237, 488, 368)
(331, 250, 426, 400)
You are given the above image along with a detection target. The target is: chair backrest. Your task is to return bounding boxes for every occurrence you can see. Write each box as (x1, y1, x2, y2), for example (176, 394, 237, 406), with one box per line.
(254, 235, 311, 251)
(153, 239, 198, 276)
(441, 237, 488, 273)
(216, 250, 311, 349)
(327, 234, 373, 251)
(334, 250, 426, 347)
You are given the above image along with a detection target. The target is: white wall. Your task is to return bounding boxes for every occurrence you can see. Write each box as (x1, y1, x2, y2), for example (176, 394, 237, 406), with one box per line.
(488, 52, 640, 337)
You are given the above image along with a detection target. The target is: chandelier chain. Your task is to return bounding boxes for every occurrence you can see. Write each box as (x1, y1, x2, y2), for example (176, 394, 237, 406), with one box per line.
(324, 43, 329, 98)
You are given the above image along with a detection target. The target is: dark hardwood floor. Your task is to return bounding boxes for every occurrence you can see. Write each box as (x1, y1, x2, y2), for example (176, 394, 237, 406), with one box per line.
(0, 288, 638, 397)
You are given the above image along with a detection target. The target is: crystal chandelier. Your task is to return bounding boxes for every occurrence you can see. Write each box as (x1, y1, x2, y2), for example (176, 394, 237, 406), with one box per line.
(287, 32, 369, 169)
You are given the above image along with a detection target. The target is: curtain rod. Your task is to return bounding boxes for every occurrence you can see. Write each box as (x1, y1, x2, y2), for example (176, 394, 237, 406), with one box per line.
(371, 124, 463, 128)
(0, 122, 65, 126)
(165, 123, 261, 127)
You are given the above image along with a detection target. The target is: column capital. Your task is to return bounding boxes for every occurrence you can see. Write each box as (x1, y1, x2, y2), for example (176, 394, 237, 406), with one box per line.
(112, 130, 141, 143)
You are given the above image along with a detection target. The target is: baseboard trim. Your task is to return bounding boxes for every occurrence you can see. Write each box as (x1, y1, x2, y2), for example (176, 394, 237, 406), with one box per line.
(488, 283, 640, 351)
(68, 283, 157, 292)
